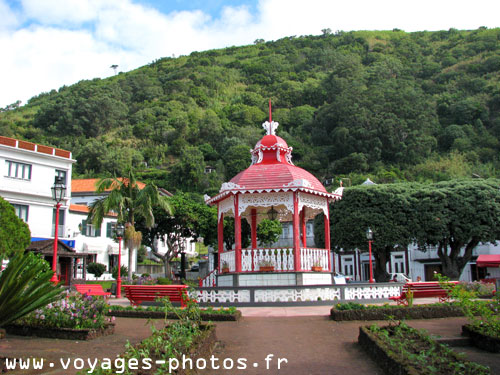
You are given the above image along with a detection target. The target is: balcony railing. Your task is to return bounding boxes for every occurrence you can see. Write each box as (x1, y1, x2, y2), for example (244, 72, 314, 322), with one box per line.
(219, 248, 331, 272)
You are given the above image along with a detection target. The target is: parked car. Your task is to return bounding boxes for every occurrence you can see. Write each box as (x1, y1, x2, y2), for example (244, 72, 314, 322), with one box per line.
(333, 272, 348, 285)
(389, 273, 411, 283)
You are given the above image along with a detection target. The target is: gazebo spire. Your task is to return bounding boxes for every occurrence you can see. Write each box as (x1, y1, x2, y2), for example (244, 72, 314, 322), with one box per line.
(262, 99, 279, 135)
(269, 98, 272, 122)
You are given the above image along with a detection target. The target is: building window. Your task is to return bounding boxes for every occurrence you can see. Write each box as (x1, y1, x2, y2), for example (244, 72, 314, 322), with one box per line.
(55, 169, 67, 185)
(12, 204, 29, 222)
(81, 219, 101, 237)
(5, 160, 32, 180)
(106, 222, 116, 238)
(52, 208, 65, 237)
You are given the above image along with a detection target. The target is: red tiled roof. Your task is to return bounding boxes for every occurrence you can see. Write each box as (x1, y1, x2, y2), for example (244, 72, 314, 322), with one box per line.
(69, 204, 117, 217)
(0, 136, 72, 159)
(72, 178, 146, 193)
(69, 204, 90, 213)
(230, 163, 327, 192)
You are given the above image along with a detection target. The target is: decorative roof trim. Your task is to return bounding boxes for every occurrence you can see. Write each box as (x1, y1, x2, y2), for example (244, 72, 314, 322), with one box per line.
(207, 186, 342, 205)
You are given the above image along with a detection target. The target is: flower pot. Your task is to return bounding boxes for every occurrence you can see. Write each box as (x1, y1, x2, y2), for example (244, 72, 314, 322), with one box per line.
(259, 266, 274, 272)
(222, 268, 230, 274)
(312, 266, 323, 272)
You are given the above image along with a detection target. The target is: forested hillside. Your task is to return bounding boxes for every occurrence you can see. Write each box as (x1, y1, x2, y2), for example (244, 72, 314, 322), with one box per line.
(1, 27, 499, 195)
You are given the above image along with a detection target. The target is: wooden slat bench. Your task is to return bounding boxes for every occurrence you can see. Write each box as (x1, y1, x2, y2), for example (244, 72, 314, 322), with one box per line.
(75, 284, 112, 298)
(123, 285, 191, 307)
(389, 281, 459, 306)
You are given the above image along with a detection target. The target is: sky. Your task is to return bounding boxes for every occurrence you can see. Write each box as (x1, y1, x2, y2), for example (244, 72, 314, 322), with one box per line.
(1, 0, 499, 108)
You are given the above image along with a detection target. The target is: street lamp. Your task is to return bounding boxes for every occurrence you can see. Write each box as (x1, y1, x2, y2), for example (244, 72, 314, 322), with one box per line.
(115, 223, 125, 298)
(50, 176, 66, 284)
(366, 228, 374, 283)
(267, 206, 278, 220)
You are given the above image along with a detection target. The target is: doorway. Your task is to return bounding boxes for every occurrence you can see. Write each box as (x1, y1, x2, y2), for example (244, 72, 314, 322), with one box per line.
(424, 264, 442, 281)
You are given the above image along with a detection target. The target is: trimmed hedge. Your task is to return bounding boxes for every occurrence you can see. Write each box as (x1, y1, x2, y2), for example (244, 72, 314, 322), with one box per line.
(462, 324, 500, 353)
(108, 308, 241, 321)
(331, 303, 463, 321)
(359, 324, 489, 374)
(4, 322, 115, 340)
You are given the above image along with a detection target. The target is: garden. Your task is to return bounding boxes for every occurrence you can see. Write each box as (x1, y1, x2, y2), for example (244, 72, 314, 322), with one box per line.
(353, 276, 500, 374)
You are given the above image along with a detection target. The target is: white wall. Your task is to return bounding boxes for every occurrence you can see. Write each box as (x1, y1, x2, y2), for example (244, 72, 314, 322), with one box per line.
(0, 141, 74, 239)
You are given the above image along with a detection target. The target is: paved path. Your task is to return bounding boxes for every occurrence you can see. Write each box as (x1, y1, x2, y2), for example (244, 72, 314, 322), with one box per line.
(2, 306, 500, 374)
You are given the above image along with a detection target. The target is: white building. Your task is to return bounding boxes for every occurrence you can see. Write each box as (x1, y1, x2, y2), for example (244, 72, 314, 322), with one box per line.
(0, 135, 79, 284)
(0, 136, 75, 239)
(334, 242, 500, 282)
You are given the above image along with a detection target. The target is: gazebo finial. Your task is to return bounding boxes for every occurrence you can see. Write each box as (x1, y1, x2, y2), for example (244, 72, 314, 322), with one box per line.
(262, 99, 279, 135)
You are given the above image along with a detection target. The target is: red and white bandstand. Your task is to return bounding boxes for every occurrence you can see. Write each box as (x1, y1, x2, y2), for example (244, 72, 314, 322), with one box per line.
(205, 120, 342, 287)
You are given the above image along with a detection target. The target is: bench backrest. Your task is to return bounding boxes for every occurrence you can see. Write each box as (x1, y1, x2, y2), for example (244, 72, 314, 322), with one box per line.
(402, 281, 458, 295)
(75, 284, 105, 293)
(123, 285, 188, 302)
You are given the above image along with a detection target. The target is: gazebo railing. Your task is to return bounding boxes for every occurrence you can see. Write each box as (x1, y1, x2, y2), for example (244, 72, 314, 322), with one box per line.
(220, 251, 236, 272)
(242, 248, 294, 272)
(219, 247, 330, 272)
(300, 248, 330, 271)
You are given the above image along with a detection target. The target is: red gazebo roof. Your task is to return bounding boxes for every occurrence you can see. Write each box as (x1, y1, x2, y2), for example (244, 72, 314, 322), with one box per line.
(207, 121, 340, 204)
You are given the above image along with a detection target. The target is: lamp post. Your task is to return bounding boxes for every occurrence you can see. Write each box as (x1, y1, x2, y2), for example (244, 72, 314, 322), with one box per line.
(50, 176, 66, 284)
(115, 223, 125, 298)
(366, 228, 374, 283)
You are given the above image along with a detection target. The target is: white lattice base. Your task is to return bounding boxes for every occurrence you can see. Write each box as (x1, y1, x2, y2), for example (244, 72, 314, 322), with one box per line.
(254, 288, 341, 302)
(195, 289, 251, 303)
(344, 285, 401, 299)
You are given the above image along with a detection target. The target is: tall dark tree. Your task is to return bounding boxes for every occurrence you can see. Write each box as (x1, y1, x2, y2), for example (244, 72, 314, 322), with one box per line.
(136, 193, 217, 278)
(327, 184, 414, 281)
(411, 179, 500, 279)
(0, 198, 31, 259)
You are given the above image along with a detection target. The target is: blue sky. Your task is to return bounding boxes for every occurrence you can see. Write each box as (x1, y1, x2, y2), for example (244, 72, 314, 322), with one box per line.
(1, 0, 499, 108)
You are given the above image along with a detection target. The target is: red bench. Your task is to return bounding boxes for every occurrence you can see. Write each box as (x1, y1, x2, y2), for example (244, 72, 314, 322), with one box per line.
(123, 285, 191, 307)
(75, 284, 112, 298)
(389, 281, 458, 306)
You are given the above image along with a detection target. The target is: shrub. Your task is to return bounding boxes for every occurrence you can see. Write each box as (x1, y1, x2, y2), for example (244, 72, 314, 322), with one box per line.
(87, 262, 106, 278)
(132, 276, 156, 285)
(334, 302, 366, 310)
(0, 252, 64, 327)
(157, 277, 172, 285)
(112, 265, 128, 280)
(17, 292, 113, 329)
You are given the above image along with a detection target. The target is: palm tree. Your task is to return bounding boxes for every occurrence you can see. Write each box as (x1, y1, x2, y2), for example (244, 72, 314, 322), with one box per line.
(88, 170, 171, 280)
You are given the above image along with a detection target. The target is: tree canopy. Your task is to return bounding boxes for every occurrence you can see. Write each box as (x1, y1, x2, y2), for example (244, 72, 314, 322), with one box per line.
(323, 179, 500, 280)
(0, 197, 31, 259)
(1, 28, 500, 194)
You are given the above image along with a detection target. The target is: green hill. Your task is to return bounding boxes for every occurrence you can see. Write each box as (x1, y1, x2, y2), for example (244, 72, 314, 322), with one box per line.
(1, 27, 499, 194)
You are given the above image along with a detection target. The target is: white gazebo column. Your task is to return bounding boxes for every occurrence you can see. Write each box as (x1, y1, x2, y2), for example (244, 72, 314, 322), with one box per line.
(234, 194, 242, 272)
(293, 191, 301, 271)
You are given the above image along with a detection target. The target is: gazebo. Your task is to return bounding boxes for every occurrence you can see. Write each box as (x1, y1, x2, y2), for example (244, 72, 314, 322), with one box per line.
(206, 119, 342, 287)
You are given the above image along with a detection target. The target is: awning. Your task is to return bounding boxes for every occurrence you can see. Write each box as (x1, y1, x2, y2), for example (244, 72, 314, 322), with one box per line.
(476, 254, 500, 267)
(83, 243, 102, 254)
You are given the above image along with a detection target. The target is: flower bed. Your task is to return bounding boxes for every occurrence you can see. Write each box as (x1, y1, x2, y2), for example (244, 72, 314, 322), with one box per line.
(88, 322, 215, 374)
(462, 324, 500, 353)
(107, 305, 241, 321)
(358, 322, 490, 374)
(331, 302, 464, 321)
(4, 322, 114, 340)
(9, 292, 115, 340)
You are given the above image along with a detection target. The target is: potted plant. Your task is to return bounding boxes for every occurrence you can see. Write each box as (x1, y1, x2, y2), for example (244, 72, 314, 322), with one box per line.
(258, 259, 274, 272)
(311, 260, 323, 272)
(221, 261, 230, 273)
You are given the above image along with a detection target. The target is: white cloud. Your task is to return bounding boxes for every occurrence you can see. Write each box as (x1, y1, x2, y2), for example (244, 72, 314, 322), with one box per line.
(1, 0, 499, 108)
